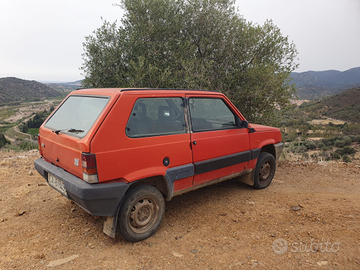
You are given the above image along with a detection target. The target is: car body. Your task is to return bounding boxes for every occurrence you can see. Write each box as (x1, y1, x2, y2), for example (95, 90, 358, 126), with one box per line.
(34, 88, 284, 242)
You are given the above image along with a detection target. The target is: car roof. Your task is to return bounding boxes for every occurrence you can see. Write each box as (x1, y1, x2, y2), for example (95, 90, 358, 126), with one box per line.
(119, 88, 219, 93)
(76, 88, 219, 92)
(73, 88, 223, 96)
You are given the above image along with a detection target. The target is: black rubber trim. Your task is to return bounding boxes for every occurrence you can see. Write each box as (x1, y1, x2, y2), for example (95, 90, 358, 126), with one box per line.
(164, 164, 194, 200)
(251, 148, 261, 160)
(194, 151, 252, 175)
(34, 158, 129, 216)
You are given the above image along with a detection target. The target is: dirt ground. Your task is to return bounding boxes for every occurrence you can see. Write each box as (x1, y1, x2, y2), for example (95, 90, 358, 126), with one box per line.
(0, 150, 359, 270)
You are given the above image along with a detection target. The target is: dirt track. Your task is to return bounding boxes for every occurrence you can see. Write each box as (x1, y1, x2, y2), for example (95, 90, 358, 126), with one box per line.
(0, 150, 359, 269)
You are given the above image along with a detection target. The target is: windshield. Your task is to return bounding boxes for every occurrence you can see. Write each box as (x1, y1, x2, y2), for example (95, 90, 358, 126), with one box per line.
(45, 95, 109, 137)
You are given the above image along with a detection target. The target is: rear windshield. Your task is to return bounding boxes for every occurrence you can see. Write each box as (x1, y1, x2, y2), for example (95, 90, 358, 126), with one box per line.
(45, 95, 109, 137)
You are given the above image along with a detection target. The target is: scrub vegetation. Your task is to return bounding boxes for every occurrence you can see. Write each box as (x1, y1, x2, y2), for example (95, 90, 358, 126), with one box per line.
(0, 100, 59, 151)
(279, 87, 360, 163)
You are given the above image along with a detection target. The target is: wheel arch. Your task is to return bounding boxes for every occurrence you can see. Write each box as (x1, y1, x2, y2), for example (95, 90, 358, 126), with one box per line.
(129, 175, 171, 200)
(260, 144, 276, 159)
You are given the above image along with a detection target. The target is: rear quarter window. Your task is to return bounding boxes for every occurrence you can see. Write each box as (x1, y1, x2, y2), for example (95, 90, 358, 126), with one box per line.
(126, 97, 186, 138)
(45, 95, 109, 137)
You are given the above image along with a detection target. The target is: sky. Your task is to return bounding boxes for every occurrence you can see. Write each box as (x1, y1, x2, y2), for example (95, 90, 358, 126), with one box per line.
(0, 0, 359, 82)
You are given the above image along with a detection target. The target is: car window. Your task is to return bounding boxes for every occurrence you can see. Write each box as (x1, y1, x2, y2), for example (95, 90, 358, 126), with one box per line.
(45, 95, 109, 138)
(126, 97, 186, 138)
(189, 98, 237, 132)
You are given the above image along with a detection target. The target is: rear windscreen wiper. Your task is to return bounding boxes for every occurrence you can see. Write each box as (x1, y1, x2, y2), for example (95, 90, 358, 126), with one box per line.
(53, 128, 84, 135)
(67, 128, 84, 133)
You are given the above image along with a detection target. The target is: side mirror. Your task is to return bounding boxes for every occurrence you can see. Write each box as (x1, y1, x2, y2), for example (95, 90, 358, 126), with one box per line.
(241, 120, 249, 128)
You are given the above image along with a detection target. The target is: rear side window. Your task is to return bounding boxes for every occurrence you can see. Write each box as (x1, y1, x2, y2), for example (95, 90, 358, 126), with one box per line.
(45, 95, 109, 137)
(189, 98, 236, 132)
(126, 97, 186, 138)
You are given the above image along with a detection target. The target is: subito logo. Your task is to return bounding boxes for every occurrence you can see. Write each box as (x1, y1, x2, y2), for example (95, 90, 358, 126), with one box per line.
(272, 238, 288, 255)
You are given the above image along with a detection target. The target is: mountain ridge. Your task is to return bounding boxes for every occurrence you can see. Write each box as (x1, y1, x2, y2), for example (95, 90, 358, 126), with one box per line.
(291, 67, 360, 99)
(0, 77, 61, 105)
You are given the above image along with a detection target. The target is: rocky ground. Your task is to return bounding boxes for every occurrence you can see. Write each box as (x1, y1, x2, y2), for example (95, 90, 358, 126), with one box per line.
(0, 150, 359, 269)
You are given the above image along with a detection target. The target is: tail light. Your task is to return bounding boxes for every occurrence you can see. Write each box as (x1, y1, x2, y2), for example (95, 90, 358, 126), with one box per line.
(81, 153, 98, 183)
(37, 135, 43, 156)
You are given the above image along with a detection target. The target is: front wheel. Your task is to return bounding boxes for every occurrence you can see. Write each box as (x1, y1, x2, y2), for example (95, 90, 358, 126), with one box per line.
(117, 185, 165, 242)
(253, 152, 276, 189)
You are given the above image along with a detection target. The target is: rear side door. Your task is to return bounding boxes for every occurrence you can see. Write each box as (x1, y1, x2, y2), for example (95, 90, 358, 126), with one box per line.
(187, 95, 250, 186)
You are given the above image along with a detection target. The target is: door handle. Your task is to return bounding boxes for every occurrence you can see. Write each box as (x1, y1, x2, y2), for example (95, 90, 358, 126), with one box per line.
(193, 141, 197, 145)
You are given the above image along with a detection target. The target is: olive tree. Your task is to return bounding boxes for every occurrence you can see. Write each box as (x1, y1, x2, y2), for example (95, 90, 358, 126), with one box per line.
(81, 0, 298, 125)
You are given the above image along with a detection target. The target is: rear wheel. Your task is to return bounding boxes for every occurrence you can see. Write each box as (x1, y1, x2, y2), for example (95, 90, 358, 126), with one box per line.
(118, 185, 165, 242)
(253, 152, 276, 189)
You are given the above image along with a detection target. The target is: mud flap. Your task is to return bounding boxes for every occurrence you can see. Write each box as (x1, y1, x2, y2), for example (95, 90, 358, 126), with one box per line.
(238, 169, 254, 186)
(103, 206, 121, 238)
(103, 215, 118, 238)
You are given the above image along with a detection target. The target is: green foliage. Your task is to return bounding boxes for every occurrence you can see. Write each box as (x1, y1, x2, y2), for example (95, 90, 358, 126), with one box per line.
(305, 141, 317, 150)
(342, 155, 351, 163)
(19, 140, 38, 150)
(284, 130, 298, 142)
(20, 110, 49, 136)
(0, 133, 9, 148)
(26, 111, 48, 129)
(334, 140, 346, 148)
(28, 128, 39, 137)
(81, 0, 298, 125)
(320, 138, 331, 146)
(335, 146, 356, 156)
(343, 135, 352, 145)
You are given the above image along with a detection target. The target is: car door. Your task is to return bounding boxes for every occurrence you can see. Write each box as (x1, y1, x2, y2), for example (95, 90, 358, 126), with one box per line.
(187, 95, 250, 186)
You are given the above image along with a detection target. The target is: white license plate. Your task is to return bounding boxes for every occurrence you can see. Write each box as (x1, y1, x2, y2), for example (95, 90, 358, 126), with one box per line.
(48, 174, 67, 196)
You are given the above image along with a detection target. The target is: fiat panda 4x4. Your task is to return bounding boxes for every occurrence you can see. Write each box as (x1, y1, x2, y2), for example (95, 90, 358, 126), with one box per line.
(34, 88, 283, 242)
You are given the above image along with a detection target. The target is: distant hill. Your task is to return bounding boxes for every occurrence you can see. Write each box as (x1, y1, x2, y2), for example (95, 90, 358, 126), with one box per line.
(0, 77, 61, 105)
(301, 87, 360, 123)
(46, 80, 82, 92)
(291, 67, 360, 100)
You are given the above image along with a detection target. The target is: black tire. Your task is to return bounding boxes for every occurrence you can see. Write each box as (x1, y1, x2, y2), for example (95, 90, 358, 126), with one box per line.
(253, 152, 276, 189)
(117, 185, 165, 242)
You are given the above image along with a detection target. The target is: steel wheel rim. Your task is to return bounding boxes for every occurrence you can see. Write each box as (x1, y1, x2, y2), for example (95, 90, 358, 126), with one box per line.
(259, 161, 271, 181)
(129, 198, 159, 233)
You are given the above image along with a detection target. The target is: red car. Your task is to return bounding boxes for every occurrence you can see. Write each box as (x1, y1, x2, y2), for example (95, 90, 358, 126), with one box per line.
(34, 88, 283, 242)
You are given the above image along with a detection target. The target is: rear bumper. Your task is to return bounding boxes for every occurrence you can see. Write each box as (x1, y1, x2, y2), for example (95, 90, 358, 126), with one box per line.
(34, 158, 129, 216)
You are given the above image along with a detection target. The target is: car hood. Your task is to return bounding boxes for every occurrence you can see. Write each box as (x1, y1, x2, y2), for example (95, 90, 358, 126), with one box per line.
(249, 124, 280, 132)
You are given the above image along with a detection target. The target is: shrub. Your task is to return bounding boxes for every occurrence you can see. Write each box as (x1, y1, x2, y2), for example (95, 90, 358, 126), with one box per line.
(343, 146, 356, 155)
(343, 136, 352, 146)
(306, 142, 317, 150)
(317, 142, 325, 149)
(19, 140, 38, 150)
(0, 133, 9, 148)
(335, 148, 345, 156)
(292, 145, 307, 154)
(332, 152, 341, 160)
(19, 123, 28, 133)
(321, 138, 331, 146)
(302, 152, 309, 159)
(334, 140, 346, 148)
(350, 135, 360, 142)
(342, 155, 351, 163)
